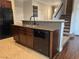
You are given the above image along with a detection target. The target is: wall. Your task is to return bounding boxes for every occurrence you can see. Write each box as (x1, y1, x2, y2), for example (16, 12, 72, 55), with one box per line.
(32, 1, 52, 20)
(11, 0, 53, 23)
(11, 0, 24, 25)
(70, 0, 79, 35)
(23, 0, 32, 20)
(38, 3, 52, 20)
(11, 0, 32, 25)
(52, 2, 63, 19)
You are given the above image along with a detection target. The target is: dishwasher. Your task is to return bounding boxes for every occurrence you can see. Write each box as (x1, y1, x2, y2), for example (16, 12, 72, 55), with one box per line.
(33, 29, 50, 56)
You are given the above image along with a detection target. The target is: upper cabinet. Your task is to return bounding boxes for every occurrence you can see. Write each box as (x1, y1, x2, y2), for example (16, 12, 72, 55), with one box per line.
(0, 0, 12, 8)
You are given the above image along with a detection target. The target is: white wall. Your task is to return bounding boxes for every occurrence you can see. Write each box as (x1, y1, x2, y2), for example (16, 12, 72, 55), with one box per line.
(52, 2, 63, 19)
(11, 0, 24, 25)
(11, 0, 60, 24)
(38, 3, 52, 20)
(23, 0, 32, 20)
(32, 1, 52, 20)
(11, 0, 32, 25)
(70, 0, 79, 35)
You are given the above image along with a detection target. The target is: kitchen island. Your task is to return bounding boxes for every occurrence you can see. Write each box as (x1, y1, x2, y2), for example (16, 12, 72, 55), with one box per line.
(12, 20, 65, 59)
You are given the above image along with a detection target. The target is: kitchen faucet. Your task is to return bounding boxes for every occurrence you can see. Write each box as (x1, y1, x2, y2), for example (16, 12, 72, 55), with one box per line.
(30, 16, 36, 25)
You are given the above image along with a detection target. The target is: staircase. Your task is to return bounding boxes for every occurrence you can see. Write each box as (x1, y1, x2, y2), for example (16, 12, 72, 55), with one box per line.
(60, 15, 71, 36)
(60, 0, 73, 36)
(53, 0, 73, 36)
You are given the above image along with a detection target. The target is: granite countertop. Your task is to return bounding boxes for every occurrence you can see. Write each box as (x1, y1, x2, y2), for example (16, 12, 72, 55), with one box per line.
(22, 19, 65, 23)
(13, 24, 58, 31)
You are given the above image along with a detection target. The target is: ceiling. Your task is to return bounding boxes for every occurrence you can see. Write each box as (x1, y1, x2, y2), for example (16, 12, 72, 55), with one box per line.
(38, 0, 61, 5)
(14, 0, 61, 6)
(39, 0, 61, 3)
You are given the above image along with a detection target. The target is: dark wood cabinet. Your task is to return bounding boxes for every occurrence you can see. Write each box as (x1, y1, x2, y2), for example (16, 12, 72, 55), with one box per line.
(12, 25, 59, 59)
(0, 0, 12, 8)
(12, 25, 33, 48)
(12, 26, 20, 42)
(20, 28, 33, 48)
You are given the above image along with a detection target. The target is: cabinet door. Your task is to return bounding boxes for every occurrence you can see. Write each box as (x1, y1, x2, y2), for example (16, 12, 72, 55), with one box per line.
(25, 35, 33, 48)
(19, 31, 27, 46)
(38, 38, 50, 56)
(52, 30, 59, 57)
(18, 27, 27, 45)
(12, 26, 20, 42)
(26, 28, 33, 48)
(33, 37, 39, 51)
(19, 28, 33, 48)
(20, 35, 33, 48)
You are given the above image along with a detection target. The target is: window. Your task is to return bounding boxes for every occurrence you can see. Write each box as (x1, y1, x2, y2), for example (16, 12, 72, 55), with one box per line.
(33, 6, 38, 17)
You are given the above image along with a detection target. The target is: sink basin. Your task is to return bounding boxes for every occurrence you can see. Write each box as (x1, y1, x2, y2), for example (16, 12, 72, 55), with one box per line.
(23, 21, 40, 27)
(23, 21, 37, 25)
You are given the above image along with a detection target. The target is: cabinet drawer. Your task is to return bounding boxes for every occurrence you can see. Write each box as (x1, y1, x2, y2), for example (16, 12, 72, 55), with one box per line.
(26, 28, 32, 32)
(25, 28, 33, 35)
(26, 35, 33, 48)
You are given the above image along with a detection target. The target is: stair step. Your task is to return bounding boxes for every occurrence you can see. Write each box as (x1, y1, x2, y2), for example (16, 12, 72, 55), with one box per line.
(64, 29, 70, 31)
(65, 19, 71, 21)
(64, 29, 70, 32)
(64, 26, 70, 29)
(65, 17, 71, 18)
(60, 15, 71, 34)
(65, 21, 70, 22)
(60, 15, 71, 19)
(65, 24, 70, 26)
(64, 27, 70, 29)
(63, 32, 70, 36)
(65, 23, 70, 26)
(64, 31, 70, 33)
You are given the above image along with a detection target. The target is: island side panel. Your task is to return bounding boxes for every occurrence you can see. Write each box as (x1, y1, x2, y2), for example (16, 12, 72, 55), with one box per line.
(50, 31, 53, 59)
(49, 29, 59, 59)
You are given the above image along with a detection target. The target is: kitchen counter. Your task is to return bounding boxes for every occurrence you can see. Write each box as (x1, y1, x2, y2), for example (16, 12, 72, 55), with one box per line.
(12, 24, 59, 59)
(13, 20, 65, 53)
(22, 20, 65, 23)
(12, 24, 58, 31)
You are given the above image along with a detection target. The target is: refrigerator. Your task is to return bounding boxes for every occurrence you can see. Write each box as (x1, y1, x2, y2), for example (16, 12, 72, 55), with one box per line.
(0, 7, 13, 38)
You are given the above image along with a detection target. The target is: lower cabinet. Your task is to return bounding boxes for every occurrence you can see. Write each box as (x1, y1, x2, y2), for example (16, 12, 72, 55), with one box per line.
(12, 26, 33, 48)
(12, 26, 20, 42)
(19, 28, 33, 48)
(19, 34, 33, 48)
(12, 25, 59, 59)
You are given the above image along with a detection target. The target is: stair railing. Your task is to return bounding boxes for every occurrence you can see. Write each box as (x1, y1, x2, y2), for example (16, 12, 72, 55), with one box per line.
(53, 2, 63, 19)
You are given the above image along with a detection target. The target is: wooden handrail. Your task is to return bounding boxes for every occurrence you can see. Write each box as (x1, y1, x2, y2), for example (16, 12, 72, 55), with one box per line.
(54, 3, 63, 17)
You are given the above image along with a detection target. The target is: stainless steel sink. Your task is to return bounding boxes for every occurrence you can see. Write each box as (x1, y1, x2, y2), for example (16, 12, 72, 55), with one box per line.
(23, 21, 39, 26)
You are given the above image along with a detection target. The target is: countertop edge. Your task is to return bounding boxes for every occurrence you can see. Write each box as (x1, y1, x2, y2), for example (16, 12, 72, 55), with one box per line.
(22, 20, 65, 23)
(12, 24, 58, 32)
